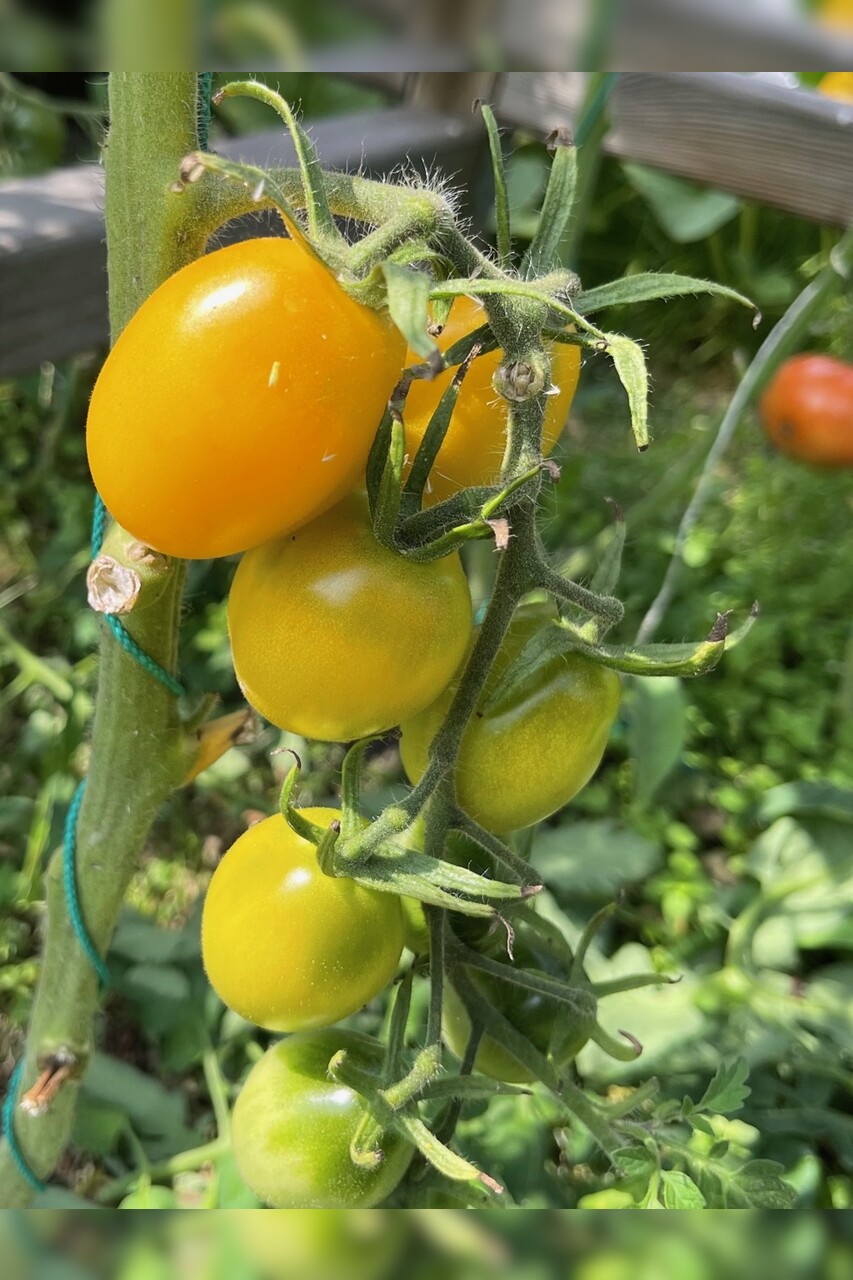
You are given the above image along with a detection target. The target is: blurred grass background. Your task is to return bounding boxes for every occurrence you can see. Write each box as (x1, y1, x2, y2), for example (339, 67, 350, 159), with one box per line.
(2, 1204, 853, 1278)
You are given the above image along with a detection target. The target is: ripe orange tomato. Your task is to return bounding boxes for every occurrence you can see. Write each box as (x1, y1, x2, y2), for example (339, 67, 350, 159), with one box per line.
(86, 237, 405, 559)
(400, 613, 621, 833)
(402, 296, 581, 505)
(201, 808, 404, 1032)
(228, 493, 472, 741)
(760, 354, 853, 468)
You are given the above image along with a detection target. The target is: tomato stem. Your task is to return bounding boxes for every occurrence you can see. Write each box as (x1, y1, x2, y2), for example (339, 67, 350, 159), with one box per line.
(202, 1047, 233, 1142)
(215, 81, 345, 251)
(95, 1137, 230, 1205)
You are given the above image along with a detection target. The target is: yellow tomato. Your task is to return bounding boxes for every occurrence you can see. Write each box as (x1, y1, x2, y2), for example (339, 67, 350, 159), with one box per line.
(402, 296, 581, 505)
(816, 0, 853, 32)
(228, 494, 472, 741)
(201, 809, 404, 1032)
(86, 237, 405, 559)
(816, 72, 853, 103)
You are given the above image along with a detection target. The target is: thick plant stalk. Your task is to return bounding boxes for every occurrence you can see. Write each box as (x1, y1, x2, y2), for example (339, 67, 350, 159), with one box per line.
(0, 73, 203, 1207)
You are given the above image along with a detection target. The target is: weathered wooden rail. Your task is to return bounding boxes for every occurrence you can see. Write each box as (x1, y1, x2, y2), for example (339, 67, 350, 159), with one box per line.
(0, 102, 484, 377)
(2, 69, 853, 378)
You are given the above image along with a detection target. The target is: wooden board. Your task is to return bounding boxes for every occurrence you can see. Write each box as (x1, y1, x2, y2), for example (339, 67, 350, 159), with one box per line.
(0, 104, 483, 378)
(330, 0, 853, 72)
(497, 72, 853, 227)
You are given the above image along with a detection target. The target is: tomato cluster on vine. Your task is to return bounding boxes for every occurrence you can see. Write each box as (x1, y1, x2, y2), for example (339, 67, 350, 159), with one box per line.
(84, 229, 625, 1209)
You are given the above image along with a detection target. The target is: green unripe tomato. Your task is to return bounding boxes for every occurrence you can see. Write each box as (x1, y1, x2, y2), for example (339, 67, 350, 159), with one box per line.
(232, 1031, 414, 1208)
(443, 938, 597, 1083)
(401, 614, 621, 833)
(228, 1209, 407, 1280)
(401, 895, 430, 954)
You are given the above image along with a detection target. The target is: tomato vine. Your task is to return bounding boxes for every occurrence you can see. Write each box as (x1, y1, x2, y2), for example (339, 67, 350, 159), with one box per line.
(0, 73, 761, 1208)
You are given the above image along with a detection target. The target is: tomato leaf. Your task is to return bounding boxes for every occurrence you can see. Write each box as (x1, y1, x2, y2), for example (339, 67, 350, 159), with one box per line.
(604, 333, 649, 451)
(441, 323, 499, 367)
(579, 603, 760, 677)
(725, 1160, 797, 1209)
(366, 409, 393, 517)
(628, 677, 687, 808)
(621, 163, 742, 243)
(353, 848, 529, 918)
(279, 762, 327, 845)
(480, 104, 511, 268)
(403, 379, 465, 510)
(482, 610, 739, 721)
(110, 909, 201, 964)
(576, 272, 755, 317)
(589, 504, 626, 597)
(462, 951, 599, 1021)
(695, 1058, 751, 1115)
(382, 262, 438, 360)
(522, 129, 577, 277)
(603, 637, 728, 677)
(72, 1097, 127, 1158)
(81, 1053, 196, 1157)
(479, 623, 569, 715)
(419, 1076, 531, 1103)
(662, 1170, 707, 1209)
(754, 780, 853, 827)
(181, 150, 313, 253)
(613, 1144, 657, 1180)
(370, 416, 405, 545)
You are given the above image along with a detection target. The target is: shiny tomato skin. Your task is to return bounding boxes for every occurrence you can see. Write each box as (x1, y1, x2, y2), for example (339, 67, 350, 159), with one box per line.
(231, 1030, 414, 1208)
(403, 296, 582, 504)
(760, 354, 853, 468)
(227, 493, 472, 741)
(400, 614, 621, 833)
(201, 808, 404, 1032)
(86, 238, 406, 559)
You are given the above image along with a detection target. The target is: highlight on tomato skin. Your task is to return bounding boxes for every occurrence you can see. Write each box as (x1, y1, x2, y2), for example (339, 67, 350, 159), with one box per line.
(85, 236, 406, 560)
(201, 808, 404, 1033)
(760, 353, 853, 468)
(402, 295, 582, 505)
(231, 1031, 415, 1209)
(227, 492, 474, 743)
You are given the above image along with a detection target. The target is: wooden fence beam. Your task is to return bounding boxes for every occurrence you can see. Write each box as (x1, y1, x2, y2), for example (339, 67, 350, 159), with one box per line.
(0, 104, 482, 378)
(497, 72, 853, 227)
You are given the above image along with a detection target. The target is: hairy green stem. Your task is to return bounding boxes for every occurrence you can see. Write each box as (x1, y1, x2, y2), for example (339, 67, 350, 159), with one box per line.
(0, 73, 204, 1207)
